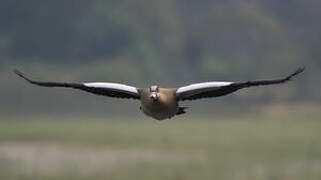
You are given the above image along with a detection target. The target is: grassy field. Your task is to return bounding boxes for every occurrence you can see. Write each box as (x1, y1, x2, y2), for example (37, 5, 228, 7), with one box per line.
(0, 107, 321, 180)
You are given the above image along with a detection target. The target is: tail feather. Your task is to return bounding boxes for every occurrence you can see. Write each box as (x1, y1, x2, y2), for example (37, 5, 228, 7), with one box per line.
(176, 107, 188, 115)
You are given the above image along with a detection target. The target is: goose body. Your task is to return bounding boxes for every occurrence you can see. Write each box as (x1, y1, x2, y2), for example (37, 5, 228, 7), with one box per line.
(14, 68, 304, 120)
(139, 88, 178, 120)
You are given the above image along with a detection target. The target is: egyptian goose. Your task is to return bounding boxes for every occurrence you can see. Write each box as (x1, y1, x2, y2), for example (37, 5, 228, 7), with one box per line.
(14, 68, 304, 120)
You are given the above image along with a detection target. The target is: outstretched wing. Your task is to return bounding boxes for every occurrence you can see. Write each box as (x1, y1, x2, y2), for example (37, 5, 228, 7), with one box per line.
(14, 70, 140, 99)
(176, 68, 304, 101)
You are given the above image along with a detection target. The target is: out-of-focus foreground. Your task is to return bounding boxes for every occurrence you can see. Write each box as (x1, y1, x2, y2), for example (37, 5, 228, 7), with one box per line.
(1, 105, 321, 180)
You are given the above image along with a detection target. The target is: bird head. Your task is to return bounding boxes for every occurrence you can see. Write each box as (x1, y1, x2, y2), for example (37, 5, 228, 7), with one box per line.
(149, 85, 159, 102)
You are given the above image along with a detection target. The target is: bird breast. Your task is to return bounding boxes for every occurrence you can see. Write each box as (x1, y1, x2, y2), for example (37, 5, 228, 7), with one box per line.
(140, 88, 178, 120)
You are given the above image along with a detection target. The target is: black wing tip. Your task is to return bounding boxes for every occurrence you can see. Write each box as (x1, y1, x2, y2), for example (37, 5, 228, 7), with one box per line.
(13, 69, 24, 78)
(13, 69, 22, 76)
(286, 67, 305, 80)
(294, 67, 305, 75)
(13, 69, 31, 82)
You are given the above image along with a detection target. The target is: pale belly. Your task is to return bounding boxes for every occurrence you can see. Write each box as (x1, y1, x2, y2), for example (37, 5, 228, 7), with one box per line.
(141, 101, 178, 120)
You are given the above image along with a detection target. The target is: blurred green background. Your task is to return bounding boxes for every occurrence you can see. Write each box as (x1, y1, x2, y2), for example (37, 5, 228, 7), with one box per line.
(0, 0, 321, 179)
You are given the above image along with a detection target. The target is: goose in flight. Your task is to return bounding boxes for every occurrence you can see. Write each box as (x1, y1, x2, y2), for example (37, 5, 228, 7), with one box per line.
(14, 68, 304, 120)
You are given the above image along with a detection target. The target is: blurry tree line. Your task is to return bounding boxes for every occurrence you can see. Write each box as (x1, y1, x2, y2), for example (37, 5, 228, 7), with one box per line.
(0, 0, 320, 115)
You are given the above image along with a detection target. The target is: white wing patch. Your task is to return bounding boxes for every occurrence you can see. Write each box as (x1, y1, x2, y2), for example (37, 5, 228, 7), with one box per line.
(176, 82, 233, 94)
(83, 82, 139, 95)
